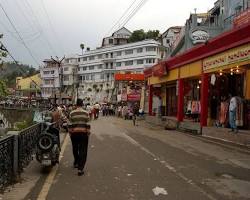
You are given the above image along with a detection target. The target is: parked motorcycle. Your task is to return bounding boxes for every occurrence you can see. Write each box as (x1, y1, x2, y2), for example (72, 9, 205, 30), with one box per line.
(36, 122, 60, 168)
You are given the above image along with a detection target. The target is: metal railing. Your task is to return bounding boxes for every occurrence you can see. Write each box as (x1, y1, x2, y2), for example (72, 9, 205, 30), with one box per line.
(0, 123, 41, 191)
(0, 135, 15, 191)
(18, 123, 41, 172)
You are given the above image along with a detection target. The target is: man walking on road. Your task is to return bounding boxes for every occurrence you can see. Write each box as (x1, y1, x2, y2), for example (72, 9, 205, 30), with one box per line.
(68, 99, 91, 176)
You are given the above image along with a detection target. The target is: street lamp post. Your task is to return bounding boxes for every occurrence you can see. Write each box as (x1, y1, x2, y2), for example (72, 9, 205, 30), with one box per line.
(51, 56, 65, 104)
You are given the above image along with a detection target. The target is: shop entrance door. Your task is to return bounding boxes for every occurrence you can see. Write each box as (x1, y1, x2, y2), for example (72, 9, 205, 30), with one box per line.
(166, 86, 177, 116)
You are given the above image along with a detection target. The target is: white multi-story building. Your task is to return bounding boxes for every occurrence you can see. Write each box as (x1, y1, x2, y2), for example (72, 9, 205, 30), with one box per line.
(41, 27, 163, 103)
(62, 55, 78, 98)
(40, 59, 60, 99)
(77, 27, 163, 102)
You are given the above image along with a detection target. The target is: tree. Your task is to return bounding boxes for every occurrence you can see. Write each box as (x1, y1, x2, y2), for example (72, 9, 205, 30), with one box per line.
(0, 80, 8, 97)
(128, 29, 145, 43)
(0, 34, 7, 71)
(146, 30, 160, 40)
(128, 29, 160, 43)
(80, 43, 84, 55)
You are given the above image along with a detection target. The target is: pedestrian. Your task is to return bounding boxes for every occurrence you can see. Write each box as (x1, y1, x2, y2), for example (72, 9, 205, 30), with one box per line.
(68, 99, 91, 176)
(132, 103, 139, 126)
(229, 94, 238, 133)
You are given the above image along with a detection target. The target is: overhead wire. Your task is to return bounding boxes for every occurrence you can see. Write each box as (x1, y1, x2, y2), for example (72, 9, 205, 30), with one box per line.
(119, 0, 149, 29)
(104, 0, 149, 36)
(40, 0, 65, 55)
(0, 2, 41, 66)
(22, 0, 58, 56)
(0, 41, 41, 89)
(105, 0, 138, 36)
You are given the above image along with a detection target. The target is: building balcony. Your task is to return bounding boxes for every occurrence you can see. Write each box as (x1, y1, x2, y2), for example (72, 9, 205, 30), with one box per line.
(101, 58, 116, 63)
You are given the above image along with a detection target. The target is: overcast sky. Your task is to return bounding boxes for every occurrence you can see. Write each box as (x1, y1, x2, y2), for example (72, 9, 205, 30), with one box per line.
(0, 0, 215, 68)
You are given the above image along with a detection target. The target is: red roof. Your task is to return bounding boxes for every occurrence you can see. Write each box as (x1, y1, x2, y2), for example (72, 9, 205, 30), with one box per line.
(146, 22, 250, 77)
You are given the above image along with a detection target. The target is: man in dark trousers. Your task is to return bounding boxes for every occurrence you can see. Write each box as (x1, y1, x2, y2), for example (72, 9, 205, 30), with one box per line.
(68, 99, 90, 176)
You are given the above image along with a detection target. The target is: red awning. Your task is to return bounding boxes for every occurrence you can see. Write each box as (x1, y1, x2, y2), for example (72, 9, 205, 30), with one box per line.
(114, 73, 144, 81)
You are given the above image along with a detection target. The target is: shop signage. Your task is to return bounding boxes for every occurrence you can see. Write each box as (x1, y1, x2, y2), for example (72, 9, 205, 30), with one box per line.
(127, 94, 141, 101)
(233, 9, 250, 28)
(144, 68, 153, 78)
(190, 30, 209, 44)
(152, 63, 167, 77)
(114, 73, 144, 81)
(203, 45, 250, 71)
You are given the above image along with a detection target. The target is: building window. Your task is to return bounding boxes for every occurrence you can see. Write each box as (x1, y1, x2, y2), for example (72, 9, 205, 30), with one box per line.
(64, 67, 68, 71)
(63, 75, 69, 81)
(137, 48, 143, 53)
(146, 58, 155, 63)
(82, 76, 85, 81)
(166, 39, 170, 44)
(82, 67, 87, 71)
(44, 79, 54, 85)
(146, 47, 156, 51)
(137, 59, 144, 65)
(91, 75, 95, 80)
(82, 57, 87, 61)
(116, 62, 121, 67)
(98, 54, 103, 59)
(89, 56, 95, 60)
(100, 74, 104, 79)
(116, 51, 122, 56)
(125, 60, 133, 66)
(78, 58, 80, 62)
(86, 75, 89, 80)
(43, 71, 50, 75)
(105, 53, 109, 58)
(89, 66, 94, 70)
(110, 63, 113, 69)
(98, 64, 103, 69)
(105, 63, 109, 69)
(109, 39, 113, 44)
(125, 49, 133, 55)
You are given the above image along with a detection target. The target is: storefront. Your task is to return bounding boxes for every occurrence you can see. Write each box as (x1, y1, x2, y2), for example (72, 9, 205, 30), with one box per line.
(114, 73, 144, 109)
(145, 21, 250, 130)
(202, 44, 250, 129)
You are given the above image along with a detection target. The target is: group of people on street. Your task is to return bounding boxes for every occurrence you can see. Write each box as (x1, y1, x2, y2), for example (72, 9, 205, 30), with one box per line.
(43, 93, 241, 177)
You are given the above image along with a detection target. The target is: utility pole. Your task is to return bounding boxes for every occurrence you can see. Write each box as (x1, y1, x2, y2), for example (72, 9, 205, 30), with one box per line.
(51, 56, 65, 104)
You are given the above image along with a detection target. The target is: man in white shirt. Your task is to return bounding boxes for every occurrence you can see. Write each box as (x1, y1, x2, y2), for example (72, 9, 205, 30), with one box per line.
(229, 94, 238, 133)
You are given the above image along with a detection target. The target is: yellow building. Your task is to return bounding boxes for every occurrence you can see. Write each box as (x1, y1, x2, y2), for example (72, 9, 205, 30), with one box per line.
(16, 74, 41, 98)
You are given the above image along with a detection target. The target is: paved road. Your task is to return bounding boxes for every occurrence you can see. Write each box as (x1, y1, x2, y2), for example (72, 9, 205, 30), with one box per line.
(3, 117, 250, 200)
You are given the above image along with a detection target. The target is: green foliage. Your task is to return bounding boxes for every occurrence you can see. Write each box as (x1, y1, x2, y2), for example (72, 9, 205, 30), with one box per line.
(0, 80, 8, 97)
(14, 117, 34, 131)
(80, 43, 84, 55)
(0, 62, 38, 88)
(0, 34, 7, 71)
(128, 29, 160, 43)
(146, 30, 160, 40)
(128, 29, 145, 43)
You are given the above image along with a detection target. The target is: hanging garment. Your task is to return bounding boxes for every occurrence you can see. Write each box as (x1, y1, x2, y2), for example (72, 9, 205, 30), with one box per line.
(219, 101, 229, 125)
(236, 97, 243, 126)
(187, 100, 192, 113)
(191, 101, 200, 114)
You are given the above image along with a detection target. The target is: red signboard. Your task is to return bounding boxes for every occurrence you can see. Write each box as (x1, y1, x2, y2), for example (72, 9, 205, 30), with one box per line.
(114, 73, 144, 81)
(152, 63, 167, 77)
(233, 9, 250, 28)
(144, 68, 153, 78)
(127, 94, 141, 101)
